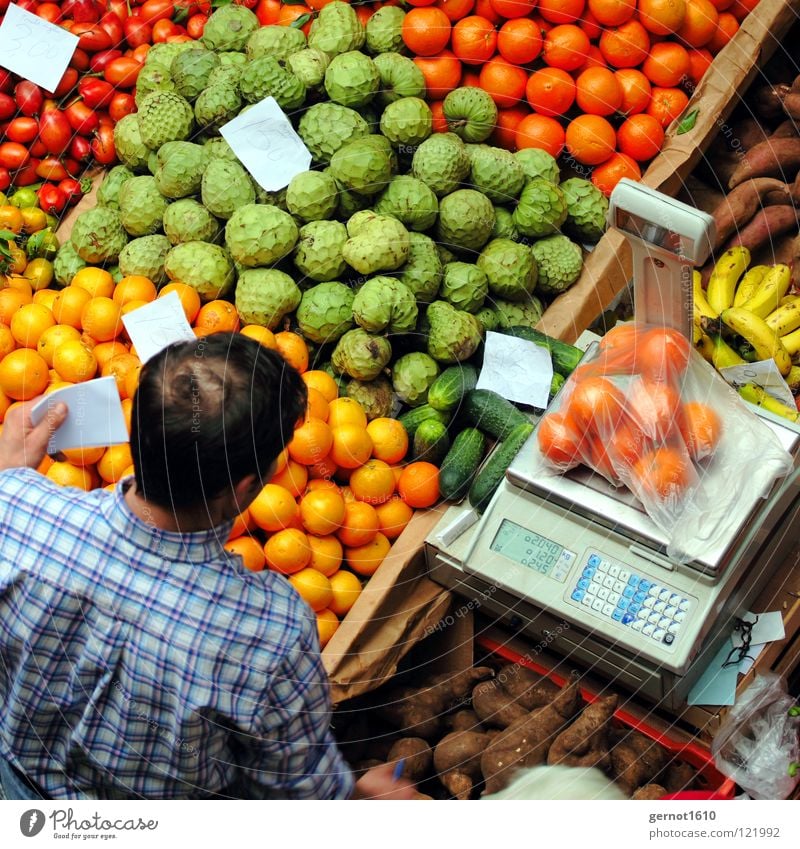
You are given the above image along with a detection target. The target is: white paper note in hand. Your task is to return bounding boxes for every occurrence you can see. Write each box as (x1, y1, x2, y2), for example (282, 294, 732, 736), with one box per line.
(122, 292, 196, 364)
(476, 331, 553, 409)
(0, 4, 79, 92)
(220, 96, 312, 191)
(30, 377, 128, 454)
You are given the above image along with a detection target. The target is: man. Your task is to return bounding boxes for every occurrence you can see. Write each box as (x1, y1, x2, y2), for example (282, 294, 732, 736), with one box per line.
(0, 333, 409, 800)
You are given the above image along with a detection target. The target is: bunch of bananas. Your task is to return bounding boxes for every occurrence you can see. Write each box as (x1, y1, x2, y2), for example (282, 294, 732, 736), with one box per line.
(694, 246, 800, 422)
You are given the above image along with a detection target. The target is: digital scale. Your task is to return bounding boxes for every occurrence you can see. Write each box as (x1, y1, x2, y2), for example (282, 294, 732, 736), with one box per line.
(425, 181, 800, 710)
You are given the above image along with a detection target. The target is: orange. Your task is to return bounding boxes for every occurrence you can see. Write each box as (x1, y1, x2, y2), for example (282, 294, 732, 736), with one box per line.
(224, 536, 267, 572)
(579, 7, 603, 39)
(402, 6, 452, 56)
(302, 370, 339, 403)
(375, 497, 414, 540)
(497, 17, 543, 65)
(3, 275, 33, 297)
(567, 376, 627, 434)
(576, 44, 608, 73)
(413, 50, 463, 100)
(366, 417, 409, 464)
(676, 0, 718, 46)
(491, 106, 530, 148)
(575, 66, 623, 116)
(632, 446, 691, 500)
(598, 20, 651, 67)
(0, 288, 31, 325)
(0, 386, 11, 422)
(52, 339, 98, 383)
(565, 114, 617, 166)
(588, 0, 635, 25)
(92, 340, 129, 370)
(327, 396, 368, 429)
(337, 500, 380, 547)
(515, 114, 565, 157)
(490, 0, 537, 17)
(638, 326, 691, 382)
(615, 68, 652, 115)
(274, 331, 309, 373)
(71, 267, 114, 299)
(44, 380, 74, 395)
(345, 532, 392, 577)
(0, 324, 15, 360)
(627, 378, 682, 440)
(646, 86, 690, 127)
(306, 388, 329, 422)
(46, 461, 94, 491)
(112, 275, 157, 306)
(120, 299, 149, 318)
(728, 0, 757, 19)
(0, 348, 49, 400)
(33, 289, 59, 310)
(81, 297, 123, 342)
(538, 412, 585, 468)
(249, 483, 297, 532)
(158, 281, 201, 323)
(641, 42, 691, 87)
(707, 11, 738, 52)
(307, 455, 338, 480)
(102, 353, 141, 399)
(592, 152, 642, 195)
(437, 0, 478, 21)
(430, 99, 449, 133)
(270, 458, 309, 498)
(61, 445, 106, 466)
(328, 569, 363, 617)
(263, 528, 311, 575)
(290, 568, 333, 612)
(397, 462, 440, 508)
(538, 0, 585, 23)
(330, 425, 373, 469)
(97, 443, 134, 484)
(10, 303, 55, 349)
(349, 459, 396, 505)
(617, 114, 665, 161)
(638, 0, 687, 34)
(317, 608, 340, 648)
(525, 67, 576, 117)
(228, 509, 255, 541)
(124, 366, 141, 403)
(479, 57, 528, 109)
(680, 402, 721, 461)
(686, 48, 713, 85)
(240, 324, 277, 349)
(288, 418, 334, 466)
(451, 15, 497, 64)
(542, 24, 590, 71)
(306, 478, 340, 494)
(194, 299, 240, 333)
(274, 446, 289, 475)
(276, 2, 312, 33)
(51, 286, 92, 329)
(307, 534, 343, 577)
(300, 488, 346, 536)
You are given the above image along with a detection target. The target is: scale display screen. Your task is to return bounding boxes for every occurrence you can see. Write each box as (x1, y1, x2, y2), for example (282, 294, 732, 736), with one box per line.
(490, 519, 568, 576)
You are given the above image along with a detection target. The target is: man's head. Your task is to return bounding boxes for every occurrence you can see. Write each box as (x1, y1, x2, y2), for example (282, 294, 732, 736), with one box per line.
(130, 332, 307, 516)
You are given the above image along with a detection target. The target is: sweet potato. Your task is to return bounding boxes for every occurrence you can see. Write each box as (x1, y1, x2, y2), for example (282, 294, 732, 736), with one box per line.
(783, 93, 800, 122)
(497, 664, 561, 711)
(772, 119, 799, 139)
(440, 771, 473, 800)
(731, 117, 770, 152)
(790, 233, 800, 288)
(661, 761, 697, 794)
(610, 730, 669, 794)
(632, 784, 667, 800)
(710, 177, 791, 249)
(753, 83, 791, 121)
(480, 677, 582, 795)
(387, 738, 433, 781)
(728, 137, 800, 188)
(547, 694, 618, 770)
(725, 204, 800, 252)
(472, 680, 529, 728)
(445, 710, 483, 733)
(434, 730, 488, 779)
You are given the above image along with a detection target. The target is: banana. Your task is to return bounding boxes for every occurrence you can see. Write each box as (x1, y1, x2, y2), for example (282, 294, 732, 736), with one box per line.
(781, 326, 800, 356)
(738, 263, 791, 318)
(720, 307, 793, 375)
(765, 298, 800, 336)
(709, 332, 746, 369)
(778, 295, 799, 308)
(696, 332, 715, 361)
(733, 265, 769, 307)
(706, 247, 750, 316)
(693, 270, 718, 319)
(786, 365, 800, 393)
(738, 383, 800, 422)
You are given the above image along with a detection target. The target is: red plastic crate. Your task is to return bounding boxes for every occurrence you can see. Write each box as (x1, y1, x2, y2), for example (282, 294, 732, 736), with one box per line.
(478, 635, 736, 800)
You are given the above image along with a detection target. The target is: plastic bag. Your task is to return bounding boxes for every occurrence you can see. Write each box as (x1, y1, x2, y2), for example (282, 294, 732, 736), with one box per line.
(532, 322, 793, 563)
(711, 673, 800, 800)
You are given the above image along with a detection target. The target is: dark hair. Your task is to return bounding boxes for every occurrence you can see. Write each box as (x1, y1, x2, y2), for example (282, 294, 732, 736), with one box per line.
(130, 332, 307, 511)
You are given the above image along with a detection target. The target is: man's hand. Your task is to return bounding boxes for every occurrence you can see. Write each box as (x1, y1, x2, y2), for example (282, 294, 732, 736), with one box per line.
(0, 398, 67, 473)
(352, 763, 417, 800)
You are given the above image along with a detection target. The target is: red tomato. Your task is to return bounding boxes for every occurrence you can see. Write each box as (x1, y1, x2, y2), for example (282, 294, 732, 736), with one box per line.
(69, 135, 92, 162)
(78, 77, 115, 109)
(256, 0, 280, 24)
(36, 157, 70, 182)
(90, 48, 124, 74)
(140, 0, 176, 23)
(186, 12, 206, 38)
(15, 0, 40, 11)
(0, 142, 31, 170)
(15, 81, 44, 117)
(63, 158, 82, 176)
(46, 67, 79, 99)
(99, 11, 125, 46)
(109, 91, 136, 122)
(91, 124, 117, 166)
(36, 2, 63, 22)
(69, 48, 91, 72)
(30, 139, 48, 157)
(65, 0, 103, 22)
(5, 117, 39, 144)
(104, 57, 142, 88)
(0, 168, 10, 193)
(38, 184, 69, 215)
(12, 161, 41, 187)
(152, 18, 179, 41)
(59, 177, 87, 205)
(0, 93, 16, 121)
(0, 70, 14, 95)
(39, 108, 73, 154)
(123, 16, 153, 47)
(107, 0, 131, 22)
(64, 99, 100, 135)
(69, 22, 114, 51)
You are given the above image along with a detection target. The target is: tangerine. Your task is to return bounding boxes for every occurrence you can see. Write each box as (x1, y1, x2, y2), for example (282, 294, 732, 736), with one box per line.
(515, 114, 565, 156)
(330, 425, 373, 469)
(588, 0, 635, 25)
(71, 267, 114, 299)
(565, 114, 617, 166)
(374, 497, 414, 539)
(479, 57, 528, 108)
(676, 0, 718, 47)
(303, 370, 340, 403)
(97, 444, 134, 484)
(158, 282, 201, 323)
(51, 286, 92, 329)
(641, 42, 691, 87)
(263, 528, 311, 574)
(451, 15, 498, 64)
(497, 17, 543, 65)
(224, 536, 267, 572)
(397, 461, 440, 507)
(627, 378, 683, 440)
(632, 445, 691, 500)
(81, 297, 123, 342)
(300, 488, 346, 536)
(195, 299, 240, 333)
(307, 534, 344, 577)
(591, 151, 642, 195)
(328, 569, 362, 617)
(526, 67, 576, 117)
(289, 568, 333, 612)
(598, 19, 651, 67)
(0, 288, 32, 325)
(646, 86, 690, 127)
(413, 50, 463, 99)
(10, 303, 55, 348)
(306, 388, 330, 422)
(542, 24, 591, 71)
(250, 483, 297, 531)
(239, 324, 278, 349)
(537, 411, 584, 468)
(337, 500, 380, 547)
(615, 68, 652, 114)
(274, 331, 309, 373)
(46, 461, 94, 491)
(538, 0, 585, 23)
(113, 276, 157, 306)
(402, 6, 453, 56)
(680, 401, 721, 460)
(0, 348, 49, 400)
(617, 113, 665, 160)
(366, 417, 409, 464)
(349, 459, 396, 505)
(317, 608, 339, 648)
(270, 459, 309, 498)
(575, 66, 624, 115)
(345, 531, 392, 577)
(289, 418, 334, 465)
(638, 0, 687, 34)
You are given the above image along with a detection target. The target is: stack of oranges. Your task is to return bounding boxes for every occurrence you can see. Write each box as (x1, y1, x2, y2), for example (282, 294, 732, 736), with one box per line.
(399, 0, 758, 194)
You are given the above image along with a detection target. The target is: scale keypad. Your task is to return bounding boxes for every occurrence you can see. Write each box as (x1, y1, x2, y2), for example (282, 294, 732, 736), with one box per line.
(568, 552, 691, 648)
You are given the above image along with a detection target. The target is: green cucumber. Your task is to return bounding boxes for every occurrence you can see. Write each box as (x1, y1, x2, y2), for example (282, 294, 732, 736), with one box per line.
(549, 371, 565, 400)
(439, 427, 486, 502)
(398, 404, 450, 439)
(463, 389, 529, 440)
(428, 364, 479, 413)
(502, 326, 583, 376)
(413, 419, 451, 465)
(469, 422, 534, 514)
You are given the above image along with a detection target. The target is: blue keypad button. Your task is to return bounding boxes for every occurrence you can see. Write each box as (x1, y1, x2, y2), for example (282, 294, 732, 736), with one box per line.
(639, 580, 652, 592)
(623, 586, 635, 599)
(634, 591, 647, 604)
(622, 613, 635, 625)
(611, 610, 624, 622)
(583, 567, 596, 579)
(578, 578, 590, 590)
(588, 554, 600, 567)
(628, 603, 641, 615)
(628, 575, 638, 586)
(571, 590, 584, 602)
(617, 599, 629, 612)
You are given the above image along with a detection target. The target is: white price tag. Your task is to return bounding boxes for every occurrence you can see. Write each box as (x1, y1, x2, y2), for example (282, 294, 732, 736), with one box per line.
(30, 377, 128, 454)
(121, 292, 196, 364)
(220, 96, 312, 192)
(476, 331, 553, 409)
(0, 4, 79, 92)
(718, 359, 796, 409)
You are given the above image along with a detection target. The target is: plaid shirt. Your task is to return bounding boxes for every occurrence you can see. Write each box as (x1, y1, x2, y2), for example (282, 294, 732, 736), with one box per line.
(0, 468, 354, 800)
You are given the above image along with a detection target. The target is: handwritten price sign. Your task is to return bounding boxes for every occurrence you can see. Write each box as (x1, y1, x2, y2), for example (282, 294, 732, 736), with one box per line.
(220, 96, 312, 191)
(0, 4, 79, 92)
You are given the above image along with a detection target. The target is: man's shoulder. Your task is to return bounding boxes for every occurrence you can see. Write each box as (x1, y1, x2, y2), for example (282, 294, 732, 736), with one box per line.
(0, 467, 105, 515)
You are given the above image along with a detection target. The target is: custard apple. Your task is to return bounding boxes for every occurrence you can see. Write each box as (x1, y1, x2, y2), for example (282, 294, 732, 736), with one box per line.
(207, 64, 242, 91)
(203, 137, 238, 163)
(513, 178, 568, 238)
(70, 207, 128, 264)
(343, 215, 410, 275)
(145, 41, 193, 70)
(332, 329, 392, 381)
(201, 159, 255, 220)
(96, 165, 134, 209)
(560, 178, 608, 244)
(493, 296, 544, 329)
(427, 301, 483, 364)
(298, 102, 371, 163)
(352, 276, 418, 334)
(296, 282, 355, 344)
(218, 51, 247, 68)
(365, 6, 405, 54)
(194, 85, 242, 132)
(412, 133, 470, 197)
(333, 178, 372, 219)
(53, 242, 87, 287)
(530, 235, 583, 296)
(325, 51, 379, 108)
(113, 115, 150, 172)
(467, 145, 526, 204)
(373, 52, 426, 107)
(239, 57, 306, 109)
(308, 1, 365, 56)
(436, 189, 495, 254)
(136, 91, 194, 150)
(171, 48, 220, 100)
(293, 220, 348, 283)
(442, 87, 497, 143)
(118, 176, 168, 238)
(234, 268, 301, 329)
(118, 235, 171, 286)
(392, 353, 440, 407)
(163, 241, 235, 301)
(515, 148, 560, 184)
(491, 206, 519, 241)
(163, 199, 220, 245)
(441, 262, 489, 313)
(346, 376, 394, 420)
(475, 306, 500, 334)
(246, 25, 306, 60)
(398, 232, 442, 303)
(373, 175, 438, 232)
(286, 48, 330, 90)
(477, 238, 538, 302)
(133, 64, 174, 104)
(201, 5, 259, 52)
(225, 204, 299, 268)
(286, 171, 338, 222)
(153, 142, 207, 199)
(330, 135, 393, 196)
(380, 97, 432, 147)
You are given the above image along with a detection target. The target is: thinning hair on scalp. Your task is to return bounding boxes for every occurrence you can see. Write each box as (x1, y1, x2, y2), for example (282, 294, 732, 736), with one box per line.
(130, 332, 307, 511)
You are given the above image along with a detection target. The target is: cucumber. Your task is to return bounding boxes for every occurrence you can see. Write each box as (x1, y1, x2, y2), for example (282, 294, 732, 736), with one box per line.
(398, 404, 450, 439)
(549, 372, 565, 400)
(439, 427, 486, 502)
(428, 364, 479, 413)
(462, 389, 529, 440)
(502, 326, 583, 376)
(413, 419, 451, 465)
(469, 422, 535, 514)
